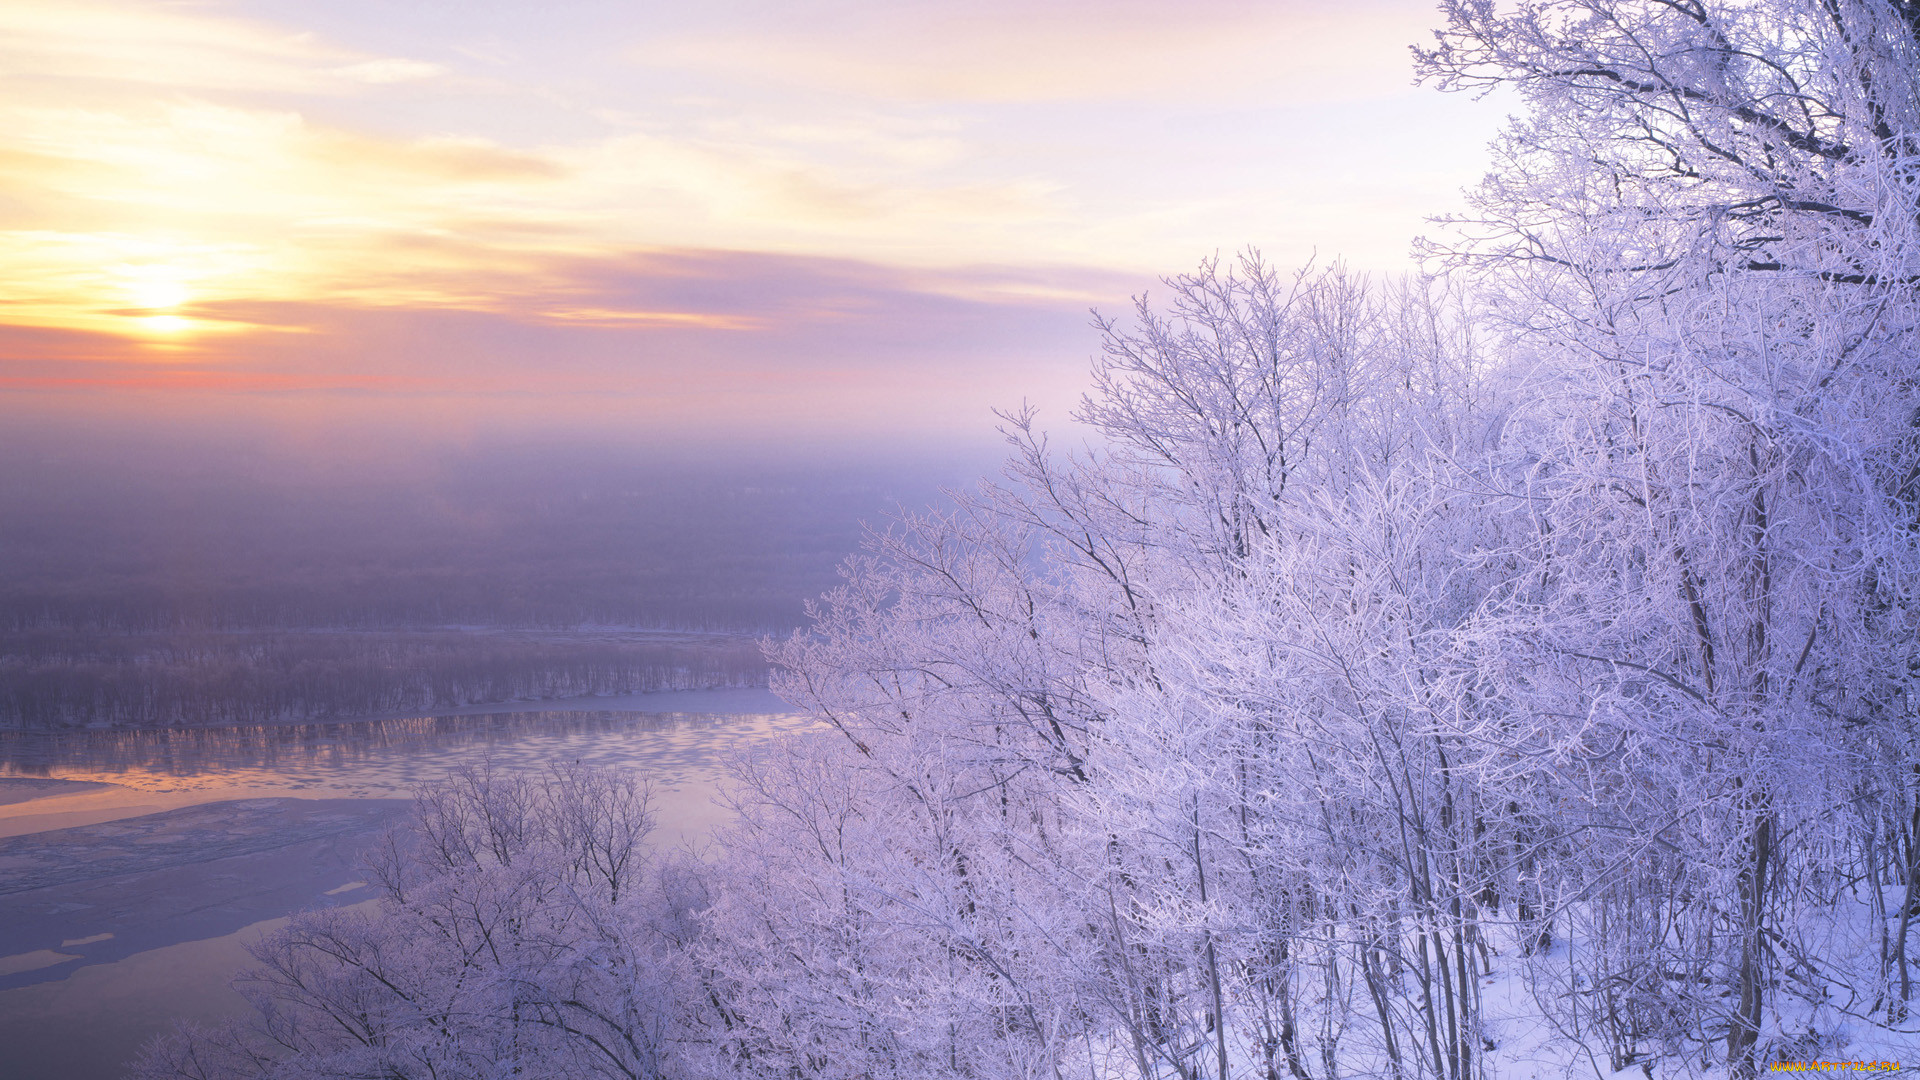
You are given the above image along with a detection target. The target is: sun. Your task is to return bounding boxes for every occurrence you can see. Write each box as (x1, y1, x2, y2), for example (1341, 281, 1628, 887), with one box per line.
(128, 278, 190, 311)
(117, 266, 198, 337)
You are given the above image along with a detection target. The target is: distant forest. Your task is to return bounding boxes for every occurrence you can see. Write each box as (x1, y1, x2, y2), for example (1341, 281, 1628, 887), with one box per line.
(0, 448, 966, 728)
(0, 629, 767, 728)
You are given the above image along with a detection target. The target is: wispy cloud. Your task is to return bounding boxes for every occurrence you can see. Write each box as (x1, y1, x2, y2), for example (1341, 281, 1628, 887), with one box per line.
(638, 0, 1430, 105)
(0, 0, 1503, 447)
(0, 0, 434, 94)
(0, 249, 1132, 447)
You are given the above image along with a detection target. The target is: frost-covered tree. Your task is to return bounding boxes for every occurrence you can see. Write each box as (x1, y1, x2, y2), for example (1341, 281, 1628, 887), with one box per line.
(697, 260, 1504, 1080)
(1419, 1, 1920, 1073)
(133, 765, 694, 1080)
(712, 2, 1920, 1072)
(133, 6, 1920, 1080)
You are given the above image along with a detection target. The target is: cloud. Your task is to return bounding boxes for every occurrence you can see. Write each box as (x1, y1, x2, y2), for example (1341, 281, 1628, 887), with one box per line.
(637, 0, 1437, 105)
(0, 0, 439, 95)
(0, 248, 1132, 449)
(0, 86, 1112, 343)
(0, 0, 1505, 359)
(0, 0, 1506, 460)
(0, 96, 577, 336)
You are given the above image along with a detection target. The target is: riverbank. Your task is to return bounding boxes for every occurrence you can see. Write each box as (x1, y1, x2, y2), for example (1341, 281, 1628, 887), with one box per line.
(0, 690, 804, 1080)
(0, 685, 791, 839)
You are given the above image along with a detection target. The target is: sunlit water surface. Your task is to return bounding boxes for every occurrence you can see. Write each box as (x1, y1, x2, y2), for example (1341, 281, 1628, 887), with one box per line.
(0, 688, 804, 836)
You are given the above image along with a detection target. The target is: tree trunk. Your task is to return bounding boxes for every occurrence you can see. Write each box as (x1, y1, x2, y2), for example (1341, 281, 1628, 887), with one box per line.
(1193, 815, 1231, 1080)
(1728, 806, 1773, 1079)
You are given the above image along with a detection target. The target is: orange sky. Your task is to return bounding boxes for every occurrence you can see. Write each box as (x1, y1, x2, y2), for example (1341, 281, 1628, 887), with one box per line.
(0, 0, 1503, 450)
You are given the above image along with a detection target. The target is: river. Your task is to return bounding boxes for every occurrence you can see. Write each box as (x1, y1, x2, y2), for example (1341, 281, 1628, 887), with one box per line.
(0, 687, 802, 1080)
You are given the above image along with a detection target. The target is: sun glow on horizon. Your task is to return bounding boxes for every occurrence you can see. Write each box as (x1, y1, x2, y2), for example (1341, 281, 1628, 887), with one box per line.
(137, 313, 192, 335)
(118, 265, 203, 338)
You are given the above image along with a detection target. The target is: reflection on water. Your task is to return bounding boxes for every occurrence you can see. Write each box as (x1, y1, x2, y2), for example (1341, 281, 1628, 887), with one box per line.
(0, 708, 809, 800)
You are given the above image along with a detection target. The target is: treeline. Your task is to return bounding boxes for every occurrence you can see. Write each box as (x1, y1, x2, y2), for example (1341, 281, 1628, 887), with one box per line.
(0, 709, 755, 779)
(0, 455, 964, 727)
(0, 569, 825, 636)
(0, 630, 767, 729)
(0, 456, 965, 634)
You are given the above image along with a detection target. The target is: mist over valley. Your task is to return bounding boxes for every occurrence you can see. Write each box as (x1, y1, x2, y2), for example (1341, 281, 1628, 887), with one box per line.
(0, 430, 981, 728)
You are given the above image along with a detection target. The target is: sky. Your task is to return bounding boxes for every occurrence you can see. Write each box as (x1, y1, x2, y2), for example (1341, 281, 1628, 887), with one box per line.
(0, 0, 1505, 458)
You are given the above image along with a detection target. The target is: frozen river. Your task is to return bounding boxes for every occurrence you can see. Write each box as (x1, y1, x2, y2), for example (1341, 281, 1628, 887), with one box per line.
(0, 687, 801, 1080)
